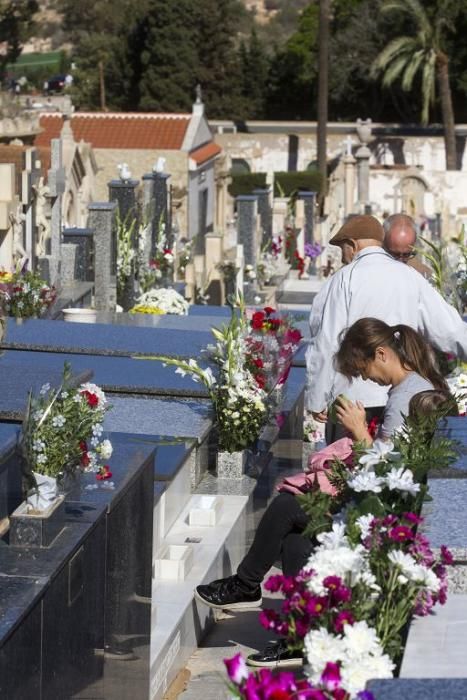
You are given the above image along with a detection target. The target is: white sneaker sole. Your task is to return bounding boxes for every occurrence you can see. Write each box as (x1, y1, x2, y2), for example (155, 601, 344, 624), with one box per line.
(246, 655, 303, 668)
(194, 589, 262, 611)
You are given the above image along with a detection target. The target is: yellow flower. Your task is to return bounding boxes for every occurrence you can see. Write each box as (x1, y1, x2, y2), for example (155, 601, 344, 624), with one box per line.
(129, 305, 165, 315)
(0, 270, 13, 282)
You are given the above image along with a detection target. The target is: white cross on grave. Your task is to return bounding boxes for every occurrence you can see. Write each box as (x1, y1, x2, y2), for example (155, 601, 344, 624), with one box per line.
(45, 138, 66, 285)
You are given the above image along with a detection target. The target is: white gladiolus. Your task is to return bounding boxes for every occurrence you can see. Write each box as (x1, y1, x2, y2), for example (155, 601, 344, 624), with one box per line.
(347, 471, 385, 493)
(385, 466, 420, 496)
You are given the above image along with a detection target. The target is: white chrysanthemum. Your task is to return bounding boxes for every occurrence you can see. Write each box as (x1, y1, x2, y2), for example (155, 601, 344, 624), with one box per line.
(388, 550, 418, 575)
(411, 564, 441, 593)
(306, 544, 371, 594)
(347, 471, 385, 493)
(52, 415, 66, 428)
(316, 522, 348, 549)
(340, 652, 393, 697)
(342, 621, 381, 659)
(356, 514, 375, 540)
(39, 383, 51, 396)
(137, 288, 189, 315)
(97, 439, 113, 459)
(304, 627, 345, 675)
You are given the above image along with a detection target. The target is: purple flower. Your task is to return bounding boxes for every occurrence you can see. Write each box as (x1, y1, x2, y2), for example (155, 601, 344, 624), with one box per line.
(441, 545, 454, 565)
(259, 609, 279, 630)
(320, 662, 341, 690)
(323, 575, 343, 591)
(403, 512, 423, 525)
(264, 574, 285, 593)
(357, 692, 376, 700)
(333, 610, 355, 633)
(295, 618, 310, 638)
(305, 595, 327, 617)
(224, 653, 249, 685)
(332, 586, 352, 605)
(389, 525, 414, 542)
(304, 242, 323, 260)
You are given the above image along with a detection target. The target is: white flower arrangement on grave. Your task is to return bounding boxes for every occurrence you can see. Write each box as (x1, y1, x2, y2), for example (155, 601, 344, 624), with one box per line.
(140, 296, 267, 452)
(130, 287, 189, 316)
(18, 364, 113, 512)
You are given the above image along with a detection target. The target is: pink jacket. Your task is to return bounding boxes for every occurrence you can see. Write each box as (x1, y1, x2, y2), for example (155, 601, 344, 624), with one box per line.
(277, 438, 354, 497)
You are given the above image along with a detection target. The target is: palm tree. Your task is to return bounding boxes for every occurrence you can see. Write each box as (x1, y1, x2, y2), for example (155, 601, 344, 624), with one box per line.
(372, 0, 457, 170)
(317, 0, 330, 201)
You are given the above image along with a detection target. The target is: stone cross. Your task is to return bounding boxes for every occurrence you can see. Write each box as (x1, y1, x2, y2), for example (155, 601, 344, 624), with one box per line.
(39, 138, 65, 285)
(22, 148, 42, 265)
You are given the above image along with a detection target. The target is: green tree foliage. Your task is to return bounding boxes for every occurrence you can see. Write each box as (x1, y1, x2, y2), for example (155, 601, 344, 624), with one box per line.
(0, 0, 39, 80)
(266, 3, 319, 119)
(372, 0, 459, 169)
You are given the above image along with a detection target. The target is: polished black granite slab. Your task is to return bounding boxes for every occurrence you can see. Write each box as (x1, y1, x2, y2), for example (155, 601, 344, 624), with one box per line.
(65, 434, 156, 512)
(110, 432, 196, 482)
(103, 395, 213, 442)
(0, 574, 47, 643)
(0, 579, 42, 698)
(2, 349, 210, 398)
(2, 317, 213, 359)
(0, 358, 92, 421)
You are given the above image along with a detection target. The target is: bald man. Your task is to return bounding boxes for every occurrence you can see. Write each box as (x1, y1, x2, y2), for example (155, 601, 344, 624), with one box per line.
(383, 214, 432, 279)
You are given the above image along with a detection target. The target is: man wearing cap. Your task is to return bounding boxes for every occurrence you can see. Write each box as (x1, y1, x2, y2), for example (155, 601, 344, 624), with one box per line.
(306, 214, 467, 432)
(383, 213, 432, 279)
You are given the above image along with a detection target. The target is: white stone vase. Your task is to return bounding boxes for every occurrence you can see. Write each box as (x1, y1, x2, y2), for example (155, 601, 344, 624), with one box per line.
(26, 472, 61, 513)
(63, 308, 97, 323)
(216, 450, 247, 479)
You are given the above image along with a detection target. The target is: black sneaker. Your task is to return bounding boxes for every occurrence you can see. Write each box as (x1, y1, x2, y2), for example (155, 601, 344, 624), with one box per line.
(247, 639, 303, 668)
(195, 575, 262, 610)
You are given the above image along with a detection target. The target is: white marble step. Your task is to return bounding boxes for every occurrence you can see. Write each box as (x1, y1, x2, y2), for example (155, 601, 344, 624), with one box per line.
(150, 494, 249, 700)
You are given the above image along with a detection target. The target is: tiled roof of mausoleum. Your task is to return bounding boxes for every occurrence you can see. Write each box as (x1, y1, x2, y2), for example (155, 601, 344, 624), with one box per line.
(189, 142, 222, 165)
(35, 113, 192, 150)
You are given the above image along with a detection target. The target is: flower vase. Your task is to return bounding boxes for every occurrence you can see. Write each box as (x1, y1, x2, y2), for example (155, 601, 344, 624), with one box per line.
(216, 449, 247, 479)
(9, 472, 66, 547)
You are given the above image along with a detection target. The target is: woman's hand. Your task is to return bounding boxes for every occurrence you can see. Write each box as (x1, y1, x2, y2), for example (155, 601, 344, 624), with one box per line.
(335, 399, 372, 444)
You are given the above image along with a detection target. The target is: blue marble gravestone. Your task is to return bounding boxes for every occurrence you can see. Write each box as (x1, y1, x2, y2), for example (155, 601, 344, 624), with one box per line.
(367, 679, 467, 700)
(0, 357, 92, 421)
(2, 350, 210, 398)
(2, 318, 213, 360)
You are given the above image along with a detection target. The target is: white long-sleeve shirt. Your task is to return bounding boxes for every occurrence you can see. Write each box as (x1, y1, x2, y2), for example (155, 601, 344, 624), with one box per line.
(305, 246, 467, 412)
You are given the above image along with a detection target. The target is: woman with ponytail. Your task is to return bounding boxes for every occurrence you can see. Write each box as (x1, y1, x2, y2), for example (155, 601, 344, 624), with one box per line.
(334, 317, 449, 444)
